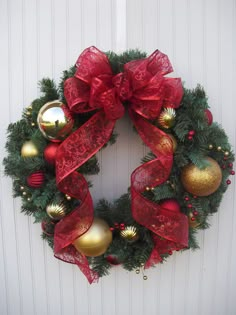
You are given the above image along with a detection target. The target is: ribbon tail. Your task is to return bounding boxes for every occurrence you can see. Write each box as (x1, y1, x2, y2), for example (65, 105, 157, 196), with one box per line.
(129, 109, 188, 267)
(54, 111, 115, 281)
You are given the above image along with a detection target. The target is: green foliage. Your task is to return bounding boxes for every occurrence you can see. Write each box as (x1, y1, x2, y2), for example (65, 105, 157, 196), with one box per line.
(3, 50, 235, 280)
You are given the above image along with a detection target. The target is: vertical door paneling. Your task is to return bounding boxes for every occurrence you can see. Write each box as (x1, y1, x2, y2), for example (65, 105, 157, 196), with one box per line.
(211, 1, 235, 314)
(0, 2, 11, 313)
(1, 0, 236, 314)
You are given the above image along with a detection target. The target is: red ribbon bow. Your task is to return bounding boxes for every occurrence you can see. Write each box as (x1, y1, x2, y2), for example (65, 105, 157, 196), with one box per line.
(54, 47, 188, 283)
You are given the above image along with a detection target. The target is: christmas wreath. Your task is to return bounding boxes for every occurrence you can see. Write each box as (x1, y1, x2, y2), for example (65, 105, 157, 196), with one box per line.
(4, 47, 235, 283)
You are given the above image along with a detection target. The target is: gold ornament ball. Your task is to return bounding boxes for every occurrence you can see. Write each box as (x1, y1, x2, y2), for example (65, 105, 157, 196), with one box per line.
(158, 134, 177, 153)
(21, 140, 39, 157)
(168, 134, 177, 152)
(158, 107, 176, 129)
(37, 100, 74, 142)
(72, 218, 112, 257)
(120, 226, 139, 242)
(46, 202, 66, 220)
(181, 157, 222, 196)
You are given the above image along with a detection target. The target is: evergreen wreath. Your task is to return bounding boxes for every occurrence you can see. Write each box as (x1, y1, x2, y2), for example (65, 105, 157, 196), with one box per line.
(4, 47, 235, 283)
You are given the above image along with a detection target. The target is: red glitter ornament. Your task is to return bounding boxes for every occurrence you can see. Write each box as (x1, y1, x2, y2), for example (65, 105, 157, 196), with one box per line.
(106, 254, 121, 265)
(204, 109, 213, 125)
(27, 171, 45, 188)
(159, 199, 181, 213)
(193, 210, 199, 216)
(230, 170, 235, 175)
(226, 179, 231, 185)
(44, 142, 60, 166)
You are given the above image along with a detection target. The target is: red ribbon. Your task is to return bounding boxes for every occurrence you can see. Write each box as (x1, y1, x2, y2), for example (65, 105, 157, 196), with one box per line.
(54, 47, 188, 282)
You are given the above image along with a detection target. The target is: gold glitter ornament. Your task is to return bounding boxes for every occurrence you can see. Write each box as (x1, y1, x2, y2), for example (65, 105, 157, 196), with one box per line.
(181, 157, 222, 196)
(37, 100, 74, 142)
(46, 202, 66, 220)
(168, 134, 177, 152)
(21, 140, 39, 157)
(73, 218, 112, 257)
(158, 107, 176, 129)
(120, 225, 139, 242)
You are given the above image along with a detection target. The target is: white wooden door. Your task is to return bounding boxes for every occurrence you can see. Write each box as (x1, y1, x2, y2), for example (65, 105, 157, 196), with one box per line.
(0, 1, 235, 314)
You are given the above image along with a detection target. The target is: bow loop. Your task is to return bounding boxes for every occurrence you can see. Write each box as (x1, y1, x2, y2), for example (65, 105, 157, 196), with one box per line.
(114, 50, 183, 120)
(65, 46, 124, 121)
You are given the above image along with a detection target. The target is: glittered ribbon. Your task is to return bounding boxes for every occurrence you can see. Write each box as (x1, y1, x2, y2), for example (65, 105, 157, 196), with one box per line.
(113, 50, 188, 267)
(54, 47, 188, 282)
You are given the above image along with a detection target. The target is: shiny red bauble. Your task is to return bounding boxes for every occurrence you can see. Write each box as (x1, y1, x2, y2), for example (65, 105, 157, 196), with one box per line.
(204, 109, 213, 125)
(27, 171, 45, 188)
(106, 254, 121, 265)
(159, 199, 181, 212)
(44, 142, 60, 166)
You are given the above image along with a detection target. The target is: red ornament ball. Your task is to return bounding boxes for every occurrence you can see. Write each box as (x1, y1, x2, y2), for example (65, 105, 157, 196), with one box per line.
(27, 171, 45, 188)
(159, 199, 181, 213)
(188, 130, 195, 136)
(106, 254, 121, 265)
(204, 109, 213, 125)
(44, 142, 60, 166)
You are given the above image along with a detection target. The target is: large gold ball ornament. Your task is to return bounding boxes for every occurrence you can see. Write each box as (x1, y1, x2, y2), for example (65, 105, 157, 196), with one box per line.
(181, 157, 222, 196)
(72, 218, 112, 257)
(21, 140, 39, 157)
(120, 226, 139, 242)
(46, 202, 66, 220)
(158, 107, 176, 129)
(37, 100, 74, 142)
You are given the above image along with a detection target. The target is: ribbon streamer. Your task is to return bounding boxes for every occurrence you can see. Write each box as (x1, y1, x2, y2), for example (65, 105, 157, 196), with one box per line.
(54, 47, 188, 282)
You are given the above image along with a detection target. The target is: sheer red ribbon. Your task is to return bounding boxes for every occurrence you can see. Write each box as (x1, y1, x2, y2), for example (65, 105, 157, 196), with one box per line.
(54, 47, 188, 283)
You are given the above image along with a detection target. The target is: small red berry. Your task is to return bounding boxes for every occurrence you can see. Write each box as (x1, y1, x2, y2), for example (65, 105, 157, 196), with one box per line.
(222, 165, 226, 169)
(184, 196, 190, 201)
(224, 157, 228, 160)
(193, 195, 198, 199)
(188, 130, 195, 136)
(228, 163, 233, 168)
(193, 210, 199, 216)
(230, 170, 235, 175)
(191, 217, 196, 221)
(226, 179, 231, 185)
(188, 136, 193, 140)
(168, 250, 173, 255)
(110, 227, 114, 231)
(187, 204, 193, 208)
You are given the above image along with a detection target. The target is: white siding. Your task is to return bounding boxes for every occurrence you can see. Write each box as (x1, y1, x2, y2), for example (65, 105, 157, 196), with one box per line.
(0, 0, 235, 314)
